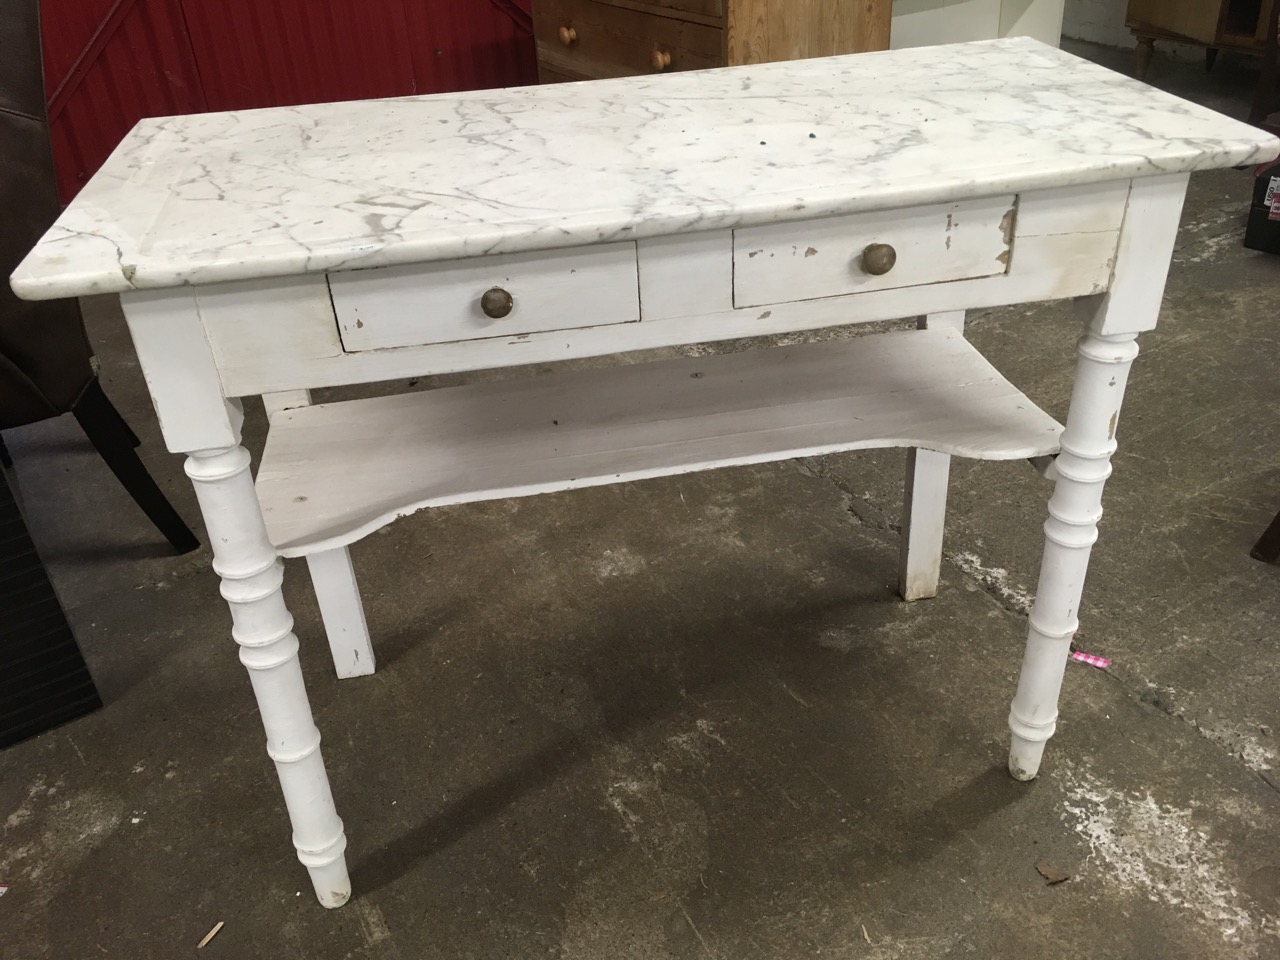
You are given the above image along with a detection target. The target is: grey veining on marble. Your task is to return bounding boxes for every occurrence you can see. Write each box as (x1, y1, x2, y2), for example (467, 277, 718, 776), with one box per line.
(12, 37, 1279, 300)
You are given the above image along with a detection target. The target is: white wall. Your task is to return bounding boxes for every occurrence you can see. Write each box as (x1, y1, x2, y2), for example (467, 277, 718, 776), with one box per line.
(1000, 0, 1069, 41)
(891, 0, 1065, 48)
(892, 0, 1001, 47)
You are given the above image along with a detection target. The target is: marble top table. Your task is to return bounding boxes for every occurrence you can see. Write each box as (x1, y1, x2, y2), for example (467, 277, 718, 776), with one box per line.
(11, 37, 1275, 298)
(13, 38, 1278, 911)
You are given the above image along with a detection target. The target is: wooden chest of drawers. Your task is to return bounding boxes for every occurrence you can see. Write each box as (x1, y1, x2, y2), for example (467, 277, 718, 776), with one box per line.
(534, 0, 892, 82)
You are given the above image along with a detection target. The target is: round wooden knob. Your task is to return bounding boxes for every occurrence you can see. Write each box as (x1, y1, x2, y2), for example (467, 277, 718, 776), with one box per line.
(861, 243, 897, 276)
(558, 26, 577, 46)
(480, 287, 514, 319)
(652, 49, 672, 71)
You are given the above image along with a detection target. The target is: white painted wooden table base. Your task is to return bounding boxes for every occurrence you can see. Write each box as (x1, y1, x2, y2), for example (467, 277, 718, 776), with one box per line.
(13, 40, 1277, 909)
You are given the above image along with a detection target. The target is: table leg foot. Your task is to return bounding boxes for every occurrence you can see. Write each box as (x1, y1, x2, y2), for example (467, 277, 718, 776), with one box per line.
(300, 839, 352, 908)
(1007, 331, 1139, 780)
(186, 445, 351, 907)
(1008, 735, 1047, 782)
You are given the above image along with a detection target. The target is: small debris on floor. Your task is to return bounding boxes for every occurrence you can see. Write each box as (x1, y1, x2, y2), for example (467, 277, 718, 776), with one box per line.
(197, 921, 224, 949)
(862, 924, 871, 943)
(1036, 860, 1071, 885)
(0, 882, 9, 897)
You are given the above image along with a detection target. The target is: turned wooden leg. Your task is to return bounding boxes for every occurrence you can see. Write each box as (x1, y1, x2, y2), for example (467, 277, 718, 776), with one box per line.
(185, 444, 350, 906)
(1135, 37, 1155, 79)
(1008, 331, 1139, 780)
(898, 311, 964, 601)
(306, 547, 375, 678)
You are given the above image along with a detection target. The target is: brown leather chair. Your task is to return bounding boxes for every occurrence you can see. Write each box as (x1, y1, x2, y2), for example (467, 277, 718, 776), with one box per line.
(1, 0, 196, 553)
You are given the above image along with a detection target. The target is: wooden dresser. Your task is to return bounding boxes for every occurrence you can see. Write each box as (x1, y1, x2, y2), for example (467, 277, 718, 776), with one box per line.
(533, 0, 891, 82)
(1128, 0, 1278, 77)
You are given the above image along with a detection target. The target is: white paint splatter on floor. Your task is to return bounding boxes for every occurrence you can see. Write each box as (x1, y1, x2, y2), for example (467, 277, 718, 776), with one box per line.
(947, 550, 1034, 614)
(1195, 719, 1277, 774)
(1175, 230, 1240, 265)
(1059, 763, 1257, 943)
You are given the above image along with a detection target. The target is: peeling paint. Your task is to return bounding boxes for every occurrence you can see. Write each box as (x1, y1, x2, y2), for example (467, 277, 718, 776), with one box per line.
(1000, 204, 1017, 246)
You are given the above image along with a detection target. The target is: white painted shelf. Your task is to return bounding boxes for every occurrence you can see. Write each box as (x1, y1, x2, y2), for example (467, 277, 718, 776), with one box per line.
(257, 328, 1063, 556)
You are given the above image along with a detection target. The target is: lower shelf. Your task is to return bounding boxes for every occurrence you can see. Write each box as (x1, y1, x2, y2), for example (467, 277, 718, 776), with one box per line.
(257, 327, 1063, 556)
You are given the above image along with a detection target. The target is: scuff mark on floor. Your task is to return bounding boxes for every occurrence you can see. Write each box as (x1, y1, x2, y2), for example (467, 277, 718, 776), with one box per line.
(605, 781, 646, 842)
(354, 899, 392, 947)
(594, 547, 646, 579)
(694, 719, 728, 748)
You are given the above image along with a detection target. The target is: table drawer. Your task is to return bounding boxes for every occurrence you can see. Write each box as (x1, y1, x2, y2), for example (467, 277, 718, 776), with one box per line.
(329, 242, 640, 352)
(733, 196, 1016, 308)
(535, 0, 723, 80)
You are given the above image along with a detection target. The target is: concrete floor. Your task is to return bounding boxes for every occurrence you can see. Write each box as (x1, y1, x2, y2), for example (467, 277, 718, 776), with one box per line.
(3, 40, 1280, 960)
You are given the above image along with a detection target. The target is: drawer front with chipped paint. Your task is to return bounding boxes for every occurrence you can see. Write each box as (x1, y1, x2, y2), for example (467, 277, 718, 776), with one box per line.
(330, 242, 640, 352)
(732, 195, 1016, 308)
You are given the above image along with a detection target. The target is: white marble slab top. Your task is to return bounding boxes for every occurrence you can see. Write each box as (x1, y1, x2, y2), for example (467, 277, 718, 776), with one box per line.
(13, 37, 1278, 300)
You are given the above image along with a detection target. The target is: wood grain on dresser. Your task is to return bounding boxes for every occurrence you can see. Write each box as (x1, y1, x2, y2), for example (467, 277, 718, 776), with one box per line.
(536, 0, 722, 80)
(727, 0, 892, 65)
(595, 0, 725, 23)
(534, 0, 891, 82)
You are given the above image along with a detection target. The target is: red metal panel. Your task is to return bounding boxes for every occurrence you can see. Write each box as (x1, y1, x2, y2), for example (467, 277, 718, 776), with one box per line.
(40, 0, 538, 202)
(40, 0, 120, 90)
(405, 0, 538, 95)
(43, 0, 206, 202)
(181, 0, 419, 111)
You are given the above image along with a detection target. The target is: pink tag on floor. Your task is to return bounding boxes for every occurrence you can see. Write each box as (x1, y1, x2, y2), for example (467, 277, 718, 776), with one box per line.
(1071, 650, 1111, 670)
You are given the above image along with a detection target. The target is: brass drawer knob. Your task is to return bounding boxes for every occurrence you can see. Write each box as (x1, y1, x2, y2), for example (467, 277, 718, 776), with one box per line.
(480, 287, 514, 319)
(558, 26, 577, 46)
(861, 243, 897, 276)
(652, 49, 672, 71)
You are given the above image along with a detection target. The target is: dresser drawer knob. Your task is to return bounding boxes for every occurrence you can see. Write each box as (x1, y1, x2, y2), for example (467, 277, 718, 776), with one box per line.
(558, 26, 577, 46)
(480, 287, 514, 319)
(861, 243, 897, 276)
(652, 49, 672, 71)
